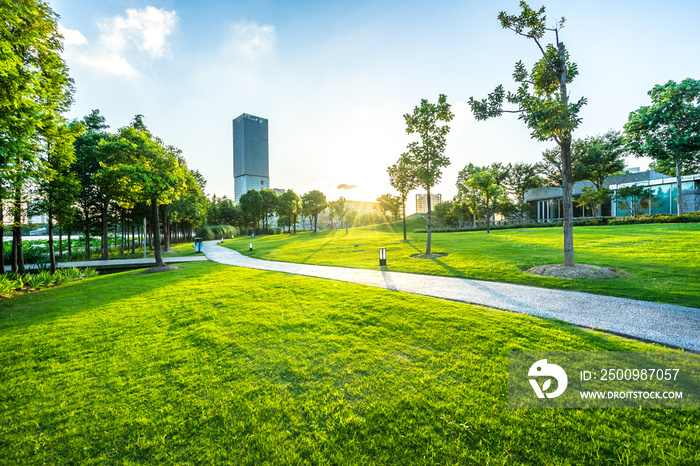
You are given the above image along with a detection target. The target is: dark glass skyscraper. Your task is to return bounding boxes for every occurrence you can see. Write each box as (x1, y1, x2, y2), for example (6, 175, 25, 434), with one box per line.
(233, 113, 269, 203)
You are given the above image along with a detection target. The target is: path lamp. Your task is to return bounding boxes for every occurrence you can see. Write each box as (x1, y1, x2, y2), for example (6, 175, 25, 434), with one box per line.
(379, 248, 387, 267)
(249, 242, 253, 252)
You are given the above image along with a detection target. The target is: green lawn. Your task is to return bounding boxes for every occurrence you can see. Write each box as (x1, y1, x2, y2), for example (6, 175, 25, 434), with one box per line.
(223, 219, 700, 308)
(0, 261, 698, 464)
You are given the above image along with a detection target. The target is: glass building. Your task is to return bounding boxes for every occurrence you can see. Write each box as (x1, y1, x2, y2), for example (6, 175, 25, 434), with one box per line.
(233, 113, 269, 203)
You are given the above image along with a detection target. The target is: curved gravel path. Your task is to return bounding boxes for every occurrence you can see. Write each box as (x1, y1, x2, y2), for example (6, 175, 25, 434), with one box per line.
(202, 241, 700, 351)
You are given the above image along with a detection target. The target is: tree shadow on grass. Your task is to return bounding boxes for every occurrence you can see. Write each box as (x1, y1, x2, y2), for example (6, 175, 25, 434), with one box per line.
(0, 262, 208, 328)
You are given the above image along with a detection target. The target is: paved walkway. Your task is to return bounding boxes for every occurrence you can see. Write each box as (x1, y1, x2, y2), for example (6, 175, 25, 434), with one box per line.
(202, 241, 700, 352)
(3, 255, 207, 273)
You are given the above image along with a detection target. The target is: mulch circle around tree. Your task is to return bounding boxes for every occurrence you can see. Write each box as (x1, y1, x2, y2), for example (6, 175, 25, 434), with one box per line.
(525, 264, 624, 280)
(410, 253, 449, 259)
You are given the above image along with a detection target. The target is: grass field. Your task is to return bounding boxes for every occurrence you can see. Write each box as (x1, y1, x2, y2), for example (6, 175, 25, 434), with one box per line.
(222, 219, 700, 308)
(1, 261, 698, 464)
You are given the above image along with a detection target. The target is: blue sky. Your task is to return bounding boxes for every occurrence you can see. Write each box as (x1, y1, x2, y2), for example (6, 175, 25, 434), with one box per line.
(52, 0, 700, 210)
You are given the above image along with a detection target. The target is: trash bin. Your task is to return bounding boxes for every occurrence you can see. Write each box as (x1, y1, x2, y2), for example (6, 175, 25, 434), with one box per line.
(194, 237, 203, 253)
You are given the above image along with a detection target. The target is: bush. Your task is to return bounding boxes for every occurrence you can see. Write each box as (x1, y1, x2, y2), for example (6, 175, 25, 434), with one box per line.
(0, 267, 98, 298)
(413, 212, 700, 233)
(196, 225, 239, 240)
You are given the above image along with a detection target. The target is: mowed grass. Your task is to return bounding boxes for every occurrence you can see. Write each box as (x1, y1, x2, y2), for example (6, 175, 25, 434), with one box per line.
(1, 261, 698, 464)
(223, 219, 700, 308)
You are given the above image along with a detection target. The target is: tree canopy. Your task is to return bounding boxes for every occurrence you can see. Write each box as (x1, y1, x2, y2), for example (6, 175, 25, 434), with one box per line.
(625, 78, 700, 215)
(403, 94, 454, 255)
(469, 1, 585, 266)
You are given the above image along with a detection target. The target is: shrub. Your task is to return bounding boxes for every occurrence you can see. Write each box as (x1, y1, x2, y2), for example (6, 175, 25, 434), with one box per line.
(196, 225, 239, 240)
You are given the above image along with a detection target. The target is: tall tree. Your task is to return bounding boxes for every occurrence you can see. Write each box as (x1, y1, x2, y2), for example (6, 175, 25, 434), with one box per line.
(469, 2, 586, 266)
(625, 79, 700, 216)
(504, 162, 543, 220)
(35, 120, 82, 272)
(574, 131, 627, 190)
(465, 168, 503, 234)
(1, 0, 74, 273)
(72, 109, 109, 260)
(456, 163, 486, 227)
(376, 194, 400, 221)
(388, 155, 418, 240)
(301, 190, 327, 233)
(403, 94, 454, 255)
(259, 189, 278, 233)
(328, 197, 347, 229)
(239, 189, 263, 234)
(98, 123, 185, 267)
(277, 190, 300, 233)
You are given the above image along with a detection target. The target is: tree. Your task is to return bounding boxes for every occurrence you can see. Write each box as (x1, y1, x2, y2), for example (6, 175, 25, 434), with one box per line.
(469, 2, 586, 266)
(328, 197, 347, 229)
(277, 190, 300, 233)
(301, 190, 327, 233)
(35, 120, 82, 272)
(1, 0, 74, 273)
(239, 190, 263, 234)
(388, 155, 418, 240)
(376, 194, 400, 221)
(403, 94, 454, 255)
(576, 186, 611, 217)
(504, 162, 543, 220)
(465, 168, 503, 234)
(456, 163, 487, 227)
(72, 109, 110, 260)
(614, 186, 661, 217)
(432, 201, 454, 228)
(574, 131, 627, 190)
(625, 79, 700, 216)
(97, 122, 185, 267)
(260, 189, 278, 233)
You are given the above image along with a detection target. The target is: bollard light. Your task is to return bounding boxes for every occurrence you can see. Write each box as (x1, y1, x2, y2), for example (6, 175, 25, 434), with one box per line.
(379, 247, 387, 267)
(249, 242, 253, 252)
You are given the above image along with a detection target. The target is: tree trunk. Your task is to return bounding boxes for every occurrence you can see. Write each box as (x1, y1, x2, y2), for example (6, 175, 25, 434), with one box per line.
(101, 198, 109, 260)
(162, 206, 171, 252)
(402, 196, 407, 241)
(84, 206, 91, 260)
(561, 136, 575, 266)
(67, 232, 72, 257)
(426, 188, 432, 255)
(120, 210, 125, 256)
(12, 191, 25, 274)
(486, 195, 491, 234)
(559, 42, 575, 267)
(0, 201, 4, 275)
(58, 227, 63, 260)
(48, 207, 57, 274)
(151, 198, 165, 267)
(676, 158, 684, 216)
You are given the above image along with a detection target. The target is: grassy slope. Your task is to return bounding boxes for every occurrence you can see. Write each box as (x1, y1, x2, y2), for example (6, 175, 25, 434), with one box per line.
(223, 219, 700, 308)
(0, 261, 697, 465)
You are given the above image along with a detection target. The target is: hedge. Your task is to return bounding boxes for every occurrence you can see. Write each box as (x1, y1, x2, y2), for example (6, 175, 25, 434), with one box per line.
(413, 212, 700, 234)
(196, 225, 240, 240)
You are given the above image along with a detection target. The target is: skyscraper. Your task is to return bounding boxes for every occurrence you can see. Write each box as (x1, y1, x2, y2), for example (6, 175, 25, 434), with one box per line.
(233, 113, 269, 203)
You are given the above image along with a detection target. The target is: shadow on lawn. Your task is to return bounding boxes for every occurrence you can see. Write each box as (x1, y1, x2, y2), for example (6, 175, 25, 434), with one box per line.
(0, 262, 207, 327)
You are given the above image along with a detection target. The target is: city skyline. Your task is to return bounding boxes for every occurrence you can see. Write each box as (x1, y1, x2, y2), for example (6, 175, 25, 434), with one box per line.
(53, 0, 700, 212)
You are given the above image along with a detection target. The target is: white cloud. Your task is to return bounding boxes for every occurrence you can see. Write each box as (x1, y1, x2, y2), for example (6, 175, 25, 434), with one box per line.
(60, 6, 177, 78)
(227, 21, 276, 58)
(58, 25, 87, 46)
(99, 6, 178, 59)
(75, 53, 138, 78)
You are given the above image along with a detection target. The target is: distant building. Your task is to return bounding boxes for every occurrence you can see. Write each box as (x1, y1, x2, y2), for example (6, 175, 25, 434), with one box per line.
(524, 170, 700, 221)
(272, 188, 286, 196)
(233, 113, 269, 203)
(415, 193, 442, 214)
